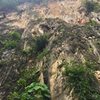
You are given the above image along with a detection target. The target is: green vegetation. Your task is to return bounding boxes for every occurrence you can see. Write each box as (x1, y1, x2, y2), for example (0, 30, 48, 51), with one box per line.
(37, 48, 49, 60)
(64, 62, 100, 100)
(85, 1, 95, 14)
(3, 31, 21, 49)
(6, 35, 50, 99)
(85, 1, 100, 14)
(8, 68, 50, 100)
(8, 82, 50, 100)
(34, 35, 48, 53)
(19, 68, 40, 84)
(9, 31, 21, 40)
(3, 40, 18, 49)
(86, 20, 98, 26)
(22, 35, 48, 57)
(21, 46, 33, 56)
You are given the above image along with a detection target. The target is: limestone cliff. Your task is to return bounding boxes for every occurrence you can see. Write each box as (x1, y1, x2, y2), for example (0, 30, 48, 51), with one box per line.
(0, 0, 100, 100)
(0, 18, 100, 100)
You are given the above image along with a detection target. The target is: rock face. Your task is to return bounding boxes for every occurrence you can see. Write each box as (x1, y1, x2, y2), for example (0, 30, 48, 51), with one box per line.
(1, 18, 100, 99)
(21, 18, 100, 100)
(0, 18, 100, 100)
(0, 0, 100, 100)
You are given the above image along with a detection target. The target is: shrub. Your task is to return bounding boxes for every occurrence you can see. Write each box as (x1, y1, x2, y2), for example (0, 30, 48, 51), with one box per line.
(21, 47, 33, 56)
(64, 62, 100, 100)
(9, 31, 21, 40)
(19, 68, 40, 84)
(3, 31, 21, 49)
(85, 1, 100, 14)
(8, 92, 20, 100)
(37, 48, 49, 60)
(3, 40, 18, 49)
(92, 2, 100, 13)
(8, 82, 50, 100)
(7, 67, 50, 100)
(34, 35, 48, 53)
(17, 78, 27, 87)
(21, 35, 48, 56)
(85, 1, 95, 14)
(8, 68, 50, 100)
(21, 82, 50, 100)
(86, 20, 98, 26)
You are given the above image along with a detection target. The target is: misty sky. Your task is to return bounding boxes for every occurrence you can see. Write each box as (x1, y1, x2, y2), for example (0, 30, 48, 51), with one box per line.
(0, 0, 49, 11)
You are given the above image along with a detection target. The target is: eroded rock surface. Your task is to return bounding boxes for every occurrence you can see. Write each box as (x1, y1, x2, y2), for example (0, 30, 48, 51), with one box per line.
(0, 10, 100, 100)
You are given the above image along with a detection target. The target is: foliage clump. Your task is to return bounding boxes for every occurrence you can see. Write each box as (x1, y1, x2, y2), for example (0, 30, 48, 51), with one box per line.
(34, 35, 48, 53)
(3, 31, 21, 49)
(64, 62, 100, 100)
(85, 1, 100, 15)
(37, 48, 49, 60)
(8, 82, 50, 100)
(22, 35, 48, 57)
(8, 68, 50, 100)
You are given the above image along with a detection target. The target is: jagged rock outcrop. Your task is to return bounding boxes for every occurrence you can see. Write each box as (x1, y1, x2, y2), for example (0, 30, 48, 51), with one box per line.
(21, 18, 100, 100)
(0, 0, 100, 99)
(0, 18, 100, 100)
